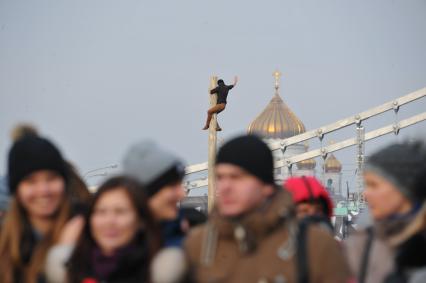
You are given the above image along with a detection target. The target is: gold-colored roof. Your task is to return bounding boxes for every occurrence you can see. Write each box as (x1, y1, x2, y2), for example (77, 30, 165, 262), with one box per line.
(297, 158, 317, 170)
(324, 153, 342, 173)
(247, 71, 306, 139)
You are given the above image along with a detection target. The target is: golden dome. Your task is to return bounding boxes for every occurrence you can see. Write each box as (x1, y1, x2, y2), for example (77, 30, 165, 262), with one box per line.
(247, 71, 306, 139)
(324, 153, 342, 173)
(297, 158, 317, 170)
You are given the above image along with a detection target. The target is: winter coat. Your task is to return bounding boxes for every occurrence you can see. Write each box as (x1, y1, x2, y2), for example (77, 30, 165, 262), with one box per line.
(344, 227, 394, 283)
(45, 244, 150, 283)
(184, 189, 351, 283)
(344, 202, 426, 283)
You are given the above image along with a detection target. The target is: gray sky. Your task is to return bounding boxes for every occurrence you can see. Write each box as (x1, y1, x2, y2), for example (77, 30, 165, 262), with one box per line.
(1, 0, 426, 190)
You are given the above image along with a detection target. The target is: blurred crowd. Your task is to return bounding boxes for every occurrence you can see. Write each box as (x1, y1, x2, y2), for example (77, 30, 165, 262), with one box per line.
(0, 124, 425, 283)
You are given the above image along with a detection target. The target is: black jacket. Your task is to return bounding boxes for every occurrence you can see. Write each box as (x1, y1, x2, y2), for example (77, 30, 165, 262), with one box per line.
(210, 83, 234, 104)
(76, 247, 150, 283)
(384, 232, 426, 283)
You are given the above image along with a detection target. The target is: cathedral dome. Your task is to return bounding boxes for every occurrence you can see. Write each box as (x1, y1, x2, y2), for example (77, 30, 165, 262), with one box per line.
(324, 153, 342, 173)
(297, 158, 317, 170)
(247, 71, 305, 139)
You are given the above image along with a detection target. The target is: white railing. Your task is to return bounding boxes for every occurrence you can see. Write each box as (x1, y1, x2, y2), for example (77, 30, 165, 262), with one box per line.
(184, 87, 426, 191)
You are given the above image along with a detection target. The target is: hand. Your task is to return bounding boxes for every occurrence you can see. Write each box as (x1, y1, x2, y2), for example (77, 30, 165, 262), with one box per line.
(58, 215, 85, 245)
(234, 76, 238, 85)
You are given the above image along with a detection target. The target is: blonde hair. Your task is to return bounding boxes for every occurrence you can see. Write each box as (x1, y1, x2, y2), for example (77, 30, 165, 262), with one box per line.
(0, 193, 71, 283)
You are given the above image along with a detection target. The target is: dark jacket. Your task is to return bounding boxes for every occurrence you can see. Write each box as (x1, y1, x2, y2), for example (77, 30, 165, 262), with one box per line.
(384, 204, 426, 283)
(47, 243, 150, 283)
(210, 83, 234, 104)
(161, 212, 186, 247)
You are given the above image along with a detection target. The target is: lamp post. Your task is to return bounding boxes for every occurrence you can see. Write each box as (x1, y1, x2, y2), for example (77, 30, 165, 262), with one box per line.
(85, 171, 108, 179)
(83, 164, 118, 178)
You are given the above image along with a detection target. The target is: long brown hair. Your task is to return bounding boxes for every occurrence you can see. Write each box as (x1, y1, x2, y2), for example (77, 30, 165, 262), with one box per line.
(0, 185, 72, 283)
(68, 176, 161, 282)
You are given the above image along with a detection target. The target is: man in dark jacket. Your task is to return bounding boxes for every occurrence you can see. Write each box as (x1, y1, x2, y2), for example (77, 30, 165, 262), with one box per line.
(185, 135, 351, 283)
(202, 76, 238, 131)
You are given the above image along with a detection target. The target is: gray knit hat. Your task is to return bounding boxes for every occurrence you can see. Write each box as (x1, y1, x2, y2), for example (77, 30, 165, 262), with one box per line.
(122, 140, 185, 197)
(365, 141, 426, 203)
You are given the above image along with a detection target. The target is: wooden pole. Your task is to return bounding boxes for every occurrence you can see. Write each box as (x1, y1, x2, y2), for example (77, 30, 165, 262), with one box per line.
(208, 76, 218, 212)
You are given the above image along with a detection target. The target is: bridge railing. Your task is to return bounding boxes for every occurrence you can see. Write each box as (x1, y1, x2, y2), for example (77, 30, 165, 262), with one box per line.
(184, 87, 426, 191)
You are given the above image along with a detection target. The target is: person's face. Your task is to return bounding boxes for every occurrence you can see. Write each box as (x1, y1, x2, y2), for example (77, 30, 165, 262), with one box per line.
(91, 188, 139, 256)
(295, 202, 320, 219)
(17, 170, 65, 220)
(363, 171, 413, 220)
(149, 181, 185, 221)
(216, 164, 274, 217)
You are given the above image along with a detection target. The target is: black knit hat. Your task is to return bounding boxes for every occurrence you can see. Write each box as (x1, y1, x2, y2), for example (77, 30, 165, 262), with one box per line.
(365, 141, 426, 203)
(7, 136, 69, 194)
(216, 135, 275, 185)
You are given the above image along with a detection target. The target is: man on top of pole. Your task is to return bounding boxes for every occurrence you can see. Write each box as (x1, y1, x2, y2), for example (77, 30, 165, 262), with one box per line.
(202, 76, 238, 131)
